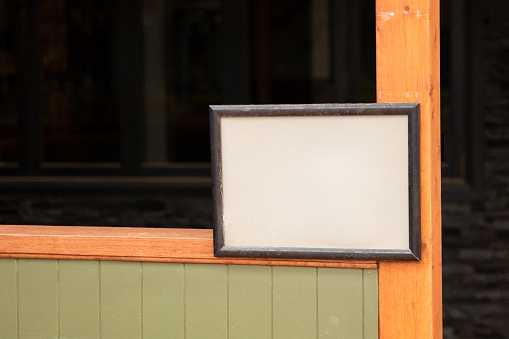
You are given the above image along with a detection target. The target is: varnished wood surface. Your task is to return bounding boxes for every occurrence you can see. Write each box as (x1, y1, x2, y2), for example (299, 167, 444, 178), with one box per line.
(376, 0, 442, 338)
(0, 225, 376, 269)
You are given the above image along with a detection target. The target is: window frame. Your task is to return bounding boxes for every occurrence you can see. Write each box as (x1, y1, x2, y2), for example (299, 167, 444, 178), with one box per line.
(441, 0, 484, 201)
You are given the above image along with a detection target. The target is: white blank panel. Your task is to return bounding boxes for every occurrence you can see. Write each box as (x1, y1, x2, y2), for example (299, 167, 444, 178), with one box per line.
(220, 115, 409, 251)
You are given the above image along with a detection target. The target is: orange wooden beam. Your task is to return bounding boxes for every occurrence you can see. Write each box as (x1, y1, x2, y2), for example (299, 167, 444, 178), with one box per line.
(0, 225, 376, 269)
(376, 0, 442, 337)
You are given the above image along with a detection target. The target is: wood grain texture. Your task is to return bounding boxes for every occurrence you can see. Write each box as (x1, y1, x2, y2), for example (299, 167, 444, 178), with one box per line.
(0, 225, 376, 269)
(376, 0, 442, 337)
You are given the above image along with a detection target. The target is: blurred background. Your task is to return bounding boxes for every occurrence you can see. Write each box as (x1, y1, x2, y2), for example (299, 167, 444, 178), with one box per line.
(0, 0, 507, 337)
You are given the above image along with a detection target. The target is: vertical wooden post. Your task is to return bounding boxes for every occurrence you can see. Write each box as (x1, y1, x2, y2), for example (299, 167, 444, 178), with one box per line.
(376, 0, 442, 338)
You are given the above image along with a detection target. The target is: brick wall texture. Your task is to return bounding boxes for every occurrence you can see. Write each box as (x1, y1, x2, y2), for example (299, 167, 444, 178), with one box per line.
(442, 11, 509, 338)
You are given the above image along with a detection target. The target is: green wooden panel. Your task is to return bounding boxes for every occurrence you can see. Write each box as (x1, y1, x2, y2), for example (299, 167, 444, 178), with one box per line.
(273, 266, 317, 338)
(228, 265, 272, 339)
(142, 262, 184, 339)
(100, 261, 142, 339)
(363, 269, 379, 339)
(2, 258, 378, 338)
(18, 259, 58, 338)
(0, 259, 17, 339)
(59, 260, 100, 339)
(317, 268, 363, 338)
(185, 264, 227, 339)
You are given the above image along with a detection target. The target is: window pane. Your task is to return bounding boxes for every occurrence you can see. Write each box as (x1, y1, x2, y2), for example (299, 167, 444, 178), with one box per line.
(1, 0, 377, 228)
(41, 0, 120, 163)
(0, 1, 18, 164)
(152, 0, 223, 163)
(144, 0, 376, 165)
(251, 0, 376, 105)
(3, 0, 376, 170)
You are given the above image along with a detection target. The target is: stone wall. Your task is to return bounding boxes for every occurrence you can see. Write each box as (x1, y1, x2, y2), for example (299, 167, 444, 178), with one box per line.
(442, 10, 509, 338)
(0, 194, 212, 229)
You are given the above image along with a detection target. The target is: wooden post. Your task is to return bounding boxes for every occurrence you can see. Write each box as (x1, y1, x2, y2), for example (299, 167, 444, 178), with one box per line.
(376, 0, 442, 338)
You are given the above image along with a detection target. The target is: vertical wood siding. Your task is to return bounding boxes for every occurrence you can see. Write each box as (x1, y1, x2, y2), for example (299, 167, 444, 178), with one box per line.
(0, 258, 378, 338)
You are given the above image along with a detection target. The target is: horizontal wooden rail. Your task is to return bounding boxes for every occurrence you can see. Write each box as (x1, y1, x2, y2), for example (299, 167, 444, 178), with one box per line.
(0, 225, 377, 269)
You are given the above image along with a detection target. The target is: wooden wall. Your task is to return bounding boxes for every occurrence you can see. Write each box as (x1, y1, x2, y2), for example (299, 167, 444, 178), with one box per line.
(0, 258, 378, 338)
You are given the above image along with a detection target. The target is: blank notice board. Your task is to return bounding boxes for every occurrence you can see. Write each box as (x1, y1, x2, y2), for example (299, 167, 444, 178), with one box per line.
(210, 104, 420, 261)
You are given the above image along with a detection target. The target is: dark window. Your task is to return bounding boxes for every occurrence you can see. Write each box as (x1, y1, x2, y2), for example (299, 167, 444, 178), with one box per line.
(441, 0, 484, 199)
(0, 0, 376, 226)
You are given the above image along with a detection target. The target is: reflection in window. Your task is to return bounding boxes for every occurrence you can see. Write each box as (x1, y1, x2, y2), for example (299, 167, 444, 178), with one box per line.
(41, 0, 120, 163)
(0, 1, 18, 164)
(0, 0, 375, 172)
(0, 0, 377, 228)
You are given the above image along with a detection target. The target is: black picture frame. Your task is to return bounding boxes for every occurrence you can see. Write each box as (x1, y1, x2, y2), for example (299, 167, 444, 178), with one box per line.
(210, 103, 420, 261)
